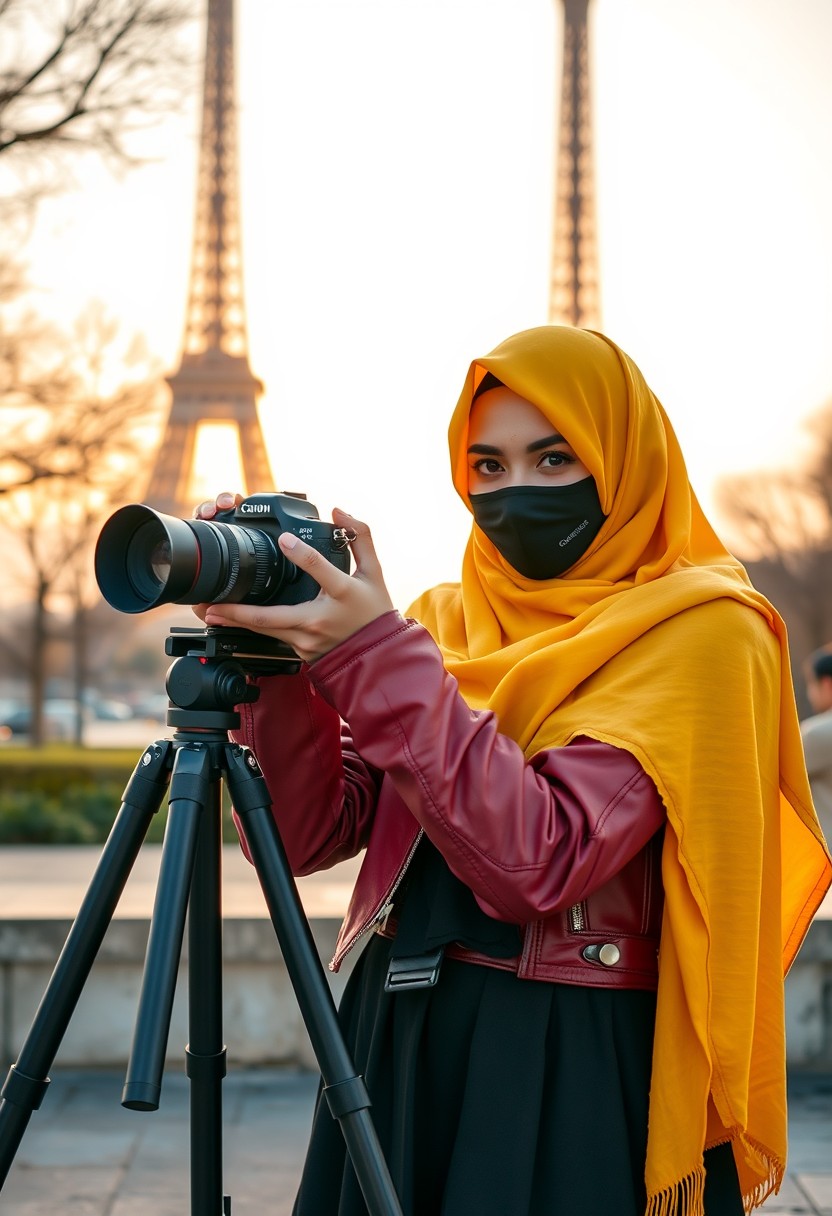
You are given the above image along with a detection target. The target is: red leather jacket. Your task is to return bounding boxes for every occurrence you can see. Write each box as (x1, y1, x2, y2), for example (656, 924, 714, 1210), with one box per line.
(233, 611, 666, 990)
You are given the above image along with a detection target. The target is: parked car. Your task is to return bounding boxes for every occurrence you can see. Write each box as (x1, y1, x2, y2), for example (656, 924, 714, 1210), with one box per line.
(130, 693, 170, 722)
(82, 693, 133, 721)
(0, 700, 91, 742)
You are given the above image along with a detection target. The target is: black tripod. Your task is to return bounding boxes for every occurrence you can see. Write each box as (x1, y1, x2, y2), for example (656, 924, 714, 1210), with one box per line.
(0, 626, 403, 1216)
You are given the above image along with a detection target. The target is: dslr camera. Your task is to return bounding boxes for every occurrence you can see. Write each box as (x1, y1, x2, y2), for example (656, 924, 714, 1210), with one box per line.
(95, 492, 351, 615)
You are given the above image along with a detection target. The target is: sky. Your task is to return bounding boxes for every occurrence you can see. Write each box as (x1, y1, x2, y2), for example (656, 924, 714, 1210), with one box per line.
(15, 0, 832, 613)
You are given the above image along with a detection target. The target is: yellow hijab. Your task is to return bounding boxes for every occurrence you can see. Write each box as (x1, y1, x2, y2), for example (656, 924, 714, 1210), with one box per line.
(408, 326, 831, 1215)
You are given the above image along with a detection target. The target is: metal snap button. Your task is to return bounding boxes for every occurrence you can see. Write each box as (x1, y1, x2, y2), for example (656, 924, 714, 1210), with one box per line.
(598, 943, 621, 967)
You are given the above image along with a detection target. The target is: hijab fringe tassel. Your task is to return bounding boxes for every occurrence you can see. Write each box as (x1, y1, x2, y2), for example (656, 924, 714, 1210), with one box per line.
(738, 1132, 785, 1214)
(645, 1167, 705, 1216)
(645, 1134, 784, 1216)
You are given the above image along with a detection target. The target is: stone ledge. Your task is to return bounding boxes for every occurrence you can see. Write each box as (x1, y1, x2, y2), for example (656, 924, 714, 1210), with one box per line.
(1, 914, 830, 1070)
(0, 915, 343, 966)
(0, 915, 358, 1072)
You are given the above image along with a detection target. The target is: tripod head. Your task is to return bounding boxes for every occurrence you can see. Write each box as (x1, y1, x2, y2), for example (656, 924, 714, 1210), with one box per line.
(163, 626, 302, 731)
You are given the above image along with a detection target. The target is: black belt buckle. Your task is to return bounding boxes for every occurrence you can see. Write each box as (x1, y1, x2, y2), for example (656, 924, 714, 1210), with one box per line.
(384, 947, 445, 993)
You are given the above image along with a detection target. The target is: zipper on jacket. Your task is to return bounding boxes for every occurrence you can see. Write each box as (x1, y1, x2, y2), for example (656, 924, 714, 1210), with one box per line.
(569, 902, 585, 932)
(329, 828, 424, 970)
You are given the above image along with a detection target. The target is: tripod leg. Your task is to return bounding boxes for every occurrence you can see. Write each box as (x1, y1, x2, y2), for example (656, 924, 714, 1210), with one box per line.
(224, 744, 403, 1216)
(0, 741, 173, 1189)
(122, 743, 212, 1112)
(186, 766, 227, 1214)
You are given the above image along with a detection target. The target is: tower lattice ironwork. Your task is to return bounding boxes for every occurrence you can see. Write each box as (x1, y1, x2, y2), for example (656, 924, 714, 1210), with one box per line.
(549, 0, 601, 329)
(145, 0, 274, 516)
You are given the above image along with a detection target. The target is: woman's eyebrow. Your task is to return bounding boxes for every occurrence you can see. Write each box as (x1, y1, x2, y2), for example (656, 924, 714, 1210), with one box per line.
(467, 435, 564, 457)
(467, 432, 567, 456)
(527, 432, 566, 452)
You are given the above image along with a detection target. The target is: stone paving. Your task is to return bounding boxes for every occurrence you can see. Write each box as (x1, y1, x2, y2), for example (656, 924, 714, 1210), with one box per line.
(764, 1072, 832, 1216)
(1, 1068, 315, 1216)
(0, 1068, 830, 1214)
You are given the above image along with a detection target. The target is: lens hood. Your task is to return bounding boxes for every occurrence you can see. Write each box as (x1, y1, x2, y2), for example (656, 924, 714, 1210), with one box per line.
(95, 505, 202, 613)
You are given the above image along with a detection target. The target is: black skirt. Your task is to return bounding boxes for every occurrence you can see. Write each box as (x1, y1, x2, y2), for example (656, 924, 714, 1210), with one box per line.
(292, 933, 743, 1216)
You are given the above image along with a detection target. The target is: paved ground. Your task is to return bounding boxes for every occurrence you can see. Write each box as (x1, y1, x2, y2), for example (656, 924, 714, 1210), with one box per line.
(0, 1067, 830, 1214)
(1, 848, 830, 1213)
(0, 1067, 316, 1215)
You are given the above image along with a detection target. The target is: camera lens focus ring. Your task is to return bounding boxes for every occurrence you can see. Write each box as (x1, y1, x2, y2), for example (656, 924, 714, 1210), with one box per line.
(196, 521, 240, 603)
(247, 529, 281, 599)
(207, 521, 282, 605)
(226, 544, 241, 593)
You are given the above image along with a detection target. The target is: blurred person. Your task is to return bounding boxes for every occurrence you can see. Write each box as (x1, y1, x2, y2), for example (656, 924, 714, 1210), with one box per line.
(800, 645, 832, 845)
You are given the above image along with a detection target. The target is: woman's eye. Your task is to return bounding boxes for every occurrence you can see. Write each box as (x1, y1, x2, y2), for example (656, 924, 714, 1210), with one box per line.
(539, 450, 575, 469)
(471, 457, 504, 475)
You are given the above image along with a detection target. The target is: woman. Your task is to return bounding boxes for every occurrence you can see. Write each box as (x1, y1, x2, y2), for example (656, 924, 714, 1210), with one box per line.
(195, 325, 831, 1216)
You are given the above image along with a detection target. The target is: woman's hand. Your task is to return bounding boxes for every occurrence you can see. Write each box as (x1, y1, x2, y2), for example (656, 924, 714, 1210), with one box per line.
(191, 494, 394, 663)
(193, 490, 243, 521)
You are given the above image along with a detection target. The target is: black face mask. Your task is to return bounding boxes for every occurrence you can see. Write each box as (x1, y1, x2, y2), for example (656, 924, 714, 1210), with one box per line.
(469, 478, 606, 580)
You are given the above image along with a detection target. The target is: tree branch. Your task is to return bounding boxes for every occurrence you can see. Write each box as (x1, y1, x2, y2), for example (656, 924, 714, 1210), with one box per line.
(0, 0, 196, 164)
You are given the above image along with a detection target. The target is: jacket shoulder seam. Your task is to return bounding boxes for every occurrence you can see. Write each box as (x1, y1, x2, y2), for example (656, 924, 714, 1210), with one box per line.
(590, 767, 652, 838)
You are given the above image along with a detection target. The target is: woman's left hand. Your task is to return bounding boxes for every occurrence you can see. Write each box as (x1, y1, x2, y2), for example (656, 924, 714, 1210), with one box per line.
(197, 508, 394, 663)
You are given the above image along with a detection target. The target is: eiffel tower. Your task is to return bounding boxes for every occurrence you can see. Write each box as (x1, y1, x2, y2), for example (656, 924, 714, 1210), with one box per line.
(145, 0, 274, 517)
(549, 0, 601, 329)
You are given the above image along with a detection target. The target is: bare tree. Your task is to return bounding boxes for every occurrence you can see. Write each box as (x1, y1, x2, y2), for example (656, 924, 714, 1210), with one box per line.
(0, 0, 196, 492)
(0, 305, 166, 744)
(0, 0, 196, 173)
(715, 400, 832, 697)
(0, 2, 196, 741)
(0, 0, 197, 272)
(1, 295, 162, 481)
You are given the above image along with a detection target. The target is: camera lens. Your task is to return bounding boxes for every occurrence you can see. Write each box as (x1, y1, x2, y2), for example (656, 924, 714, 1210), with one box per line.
(125, 521, 173, 604)
(149, 539, 172, 583)
(94, 504, 294, 614)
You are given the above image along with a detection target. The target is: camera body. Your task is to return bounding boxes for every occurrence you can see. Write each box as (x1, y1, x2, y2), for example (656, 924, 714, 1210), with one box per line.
(212, 492, 351, 606)
(94, 491, 351, 615)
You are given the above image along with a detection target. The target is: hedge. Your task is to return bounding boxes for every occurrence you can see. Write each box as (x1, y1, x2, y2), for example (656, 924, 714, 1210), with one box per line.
(0, 747, 240, 845)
